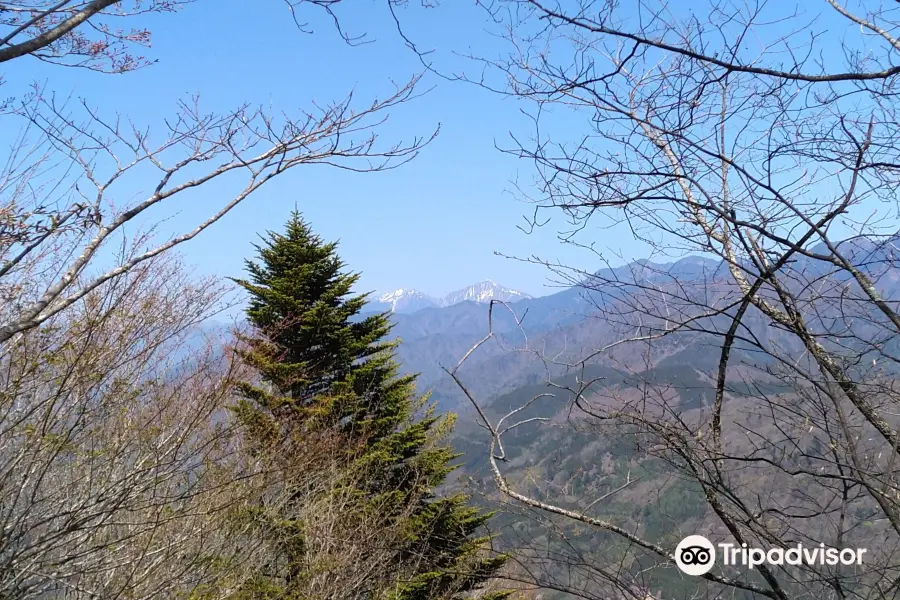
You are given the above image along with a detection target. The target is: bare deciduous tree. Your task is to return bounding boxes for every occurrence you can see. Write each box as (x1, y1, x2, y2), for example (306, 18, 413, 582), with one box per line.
(0, 0, 425, 71)
(0, 0, 438, 345)
(0, 0, 177, 72)
(0, 80, 434, 344)
(0, 253, 261, 599)
(449, 1, 900, 598)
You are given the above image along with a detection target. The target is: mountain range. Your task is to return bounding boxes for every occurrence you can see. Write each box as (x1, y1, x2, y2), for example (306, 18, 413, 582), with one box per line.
(386, 255, 725, 408)
(367, 280, 532, 313)
(184, 239, 900, 599)
(192, 239, 900, 414)
(385, 243, 900, 413)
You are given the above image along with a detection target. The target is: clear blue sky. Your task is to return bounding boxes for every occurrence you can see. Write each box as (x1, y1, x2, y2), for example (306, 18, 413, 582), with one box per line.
(6, 1, 876, 302)
(2, 0, 653, 299)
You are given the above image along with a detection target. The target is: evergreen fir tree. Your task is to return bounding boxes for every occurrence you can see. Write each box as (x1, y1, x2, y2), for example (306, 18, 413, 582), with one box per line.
(231, 211, 511, 599)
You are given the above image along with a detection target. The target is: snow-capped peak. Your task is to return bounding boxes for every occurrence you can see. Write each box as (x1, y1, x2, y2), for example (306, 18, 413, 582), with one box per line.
(441, 280, 532, 305)
(375, 281, 532, 313)
(376, 288, 440, 313)
(379, 288, 425, 302)
(377, 279, 531, 313)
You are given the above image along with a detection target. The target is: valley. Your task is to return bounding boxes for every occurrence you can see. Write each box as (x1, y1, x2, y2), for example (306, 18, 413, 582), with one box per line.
(381, 245, 900, 598)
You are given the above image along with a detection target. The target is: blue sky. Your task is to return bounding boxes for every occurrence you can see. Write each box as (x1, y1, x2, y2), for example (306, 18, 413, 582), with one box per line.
(2, 0, 652, 300)
(5, 1, 881, 303)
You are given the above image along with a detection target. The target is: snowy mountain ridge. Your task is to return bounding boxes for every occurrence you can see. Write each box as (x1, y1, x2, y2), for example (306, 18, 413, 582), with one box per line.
(374, 280, 532, 314)
(440, 279, 531, 305)
(375, 288, 441, 313)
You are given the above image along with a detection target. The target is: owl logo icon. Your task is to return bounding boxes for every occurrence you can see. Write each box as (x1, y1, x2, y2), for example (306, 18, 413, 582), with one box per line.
(675, 535, 716, 575)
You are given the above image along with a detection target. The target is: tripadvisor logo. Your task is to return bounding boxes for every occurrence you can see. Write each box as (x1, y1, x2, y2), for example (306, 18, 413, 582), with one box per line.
(674, 535, 867, 576)
(675, 535, 716, 576)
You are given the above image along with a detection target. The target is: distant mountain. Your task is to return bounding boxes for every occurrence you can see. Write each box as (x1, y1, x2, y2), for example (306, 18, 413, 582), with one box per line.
(372, 288, 441, 313)
(368, 280, 533, 314)
(173, 245, 900, 416)
(441, 280, 532, 305)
